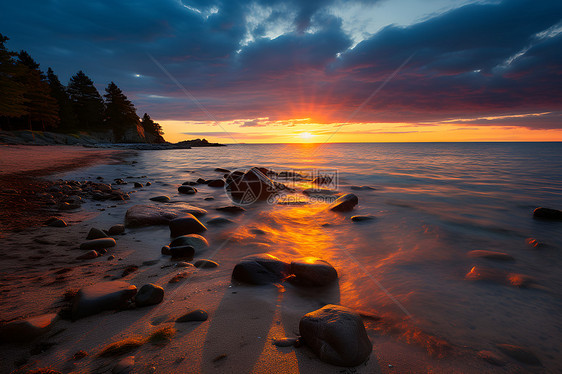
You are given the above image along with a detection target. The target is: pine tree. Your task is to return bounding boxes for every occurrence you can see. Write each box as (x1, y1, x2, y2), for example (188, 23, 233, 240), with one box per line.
(17, 51, 59, 131)
(141, 113, 165, 143)
(47, 67, 78, 132)
(67, 70, 105, 131)
(0, 34, 28, 127)
(104, 81, 141, 142)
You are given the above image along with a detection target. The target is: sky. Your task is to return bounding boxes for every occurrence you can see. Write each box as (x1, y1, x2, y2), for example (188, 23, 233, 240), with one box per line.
(1, 0, 562, 143)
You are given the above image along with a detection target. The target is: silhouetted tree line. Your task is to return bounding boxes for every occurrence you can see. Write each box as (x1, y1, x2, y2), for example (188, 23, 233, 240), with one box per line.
(0, 34, 164, 143)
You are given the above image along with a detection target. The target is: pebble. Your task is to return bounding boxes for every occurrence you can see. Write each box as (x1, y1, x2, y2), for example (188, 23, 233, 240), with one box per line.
(77, 250, 99, 260)
(207, 179, 225, 187)
(206, 217, 234, 225)
(178, 185, 197, 194)
(330, 193, 359, 212)
(108, 224, 125, 235)
(135, 284, 165, 307)
(533, 206, 562, 220)
(86, 227, 108, 240)
(194, 259, 219, 268)
(351, 215, 375, 222)
(273, 337, 297, 347)
(467, 250, 514, 261)
(170, 245, 195, 260)
(150, 195, 171, 203)
(176, 309, 208, 322)
(46, 217, 67, 227)
(80, 238, 116, 251)
(112, 356, 135, 374)
(216, 206, 246, 214)
(169, 215, 207, 237)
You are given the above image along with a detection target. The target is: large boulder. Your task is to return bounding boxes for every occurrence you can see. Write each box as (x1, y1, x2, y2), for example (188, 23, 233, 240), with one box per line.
(290, 257, 338, 286)
(329, 194, 358, 212)
(124, 204, 207, 228)
(533, 207, 562, 220)
(169, 214, 207, 237)
(0, 313, 58, 343)
(299, 305, 372, 367)
(72, 281, 137, 319)
(135, 284, 164, 307)
(231, 254, 290, 285)
(169, 234, 209, 253)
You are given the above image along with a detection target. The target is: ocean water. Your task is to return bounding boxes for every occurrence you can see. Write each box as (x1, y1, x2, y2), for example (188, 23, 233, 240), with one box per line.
(63, 142, 562, 368)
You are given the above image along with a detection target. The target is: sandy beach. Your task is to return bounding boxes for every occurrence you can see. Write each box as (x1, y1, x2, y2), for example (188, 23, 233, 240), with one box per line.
(0, 145, 550, 373)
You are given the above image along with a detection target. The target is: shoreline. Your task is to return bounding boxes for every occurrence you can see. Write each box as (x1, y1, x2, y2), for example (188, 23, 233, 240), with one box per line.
(0, 145, 551, 373)
(0, 145, 134, 235)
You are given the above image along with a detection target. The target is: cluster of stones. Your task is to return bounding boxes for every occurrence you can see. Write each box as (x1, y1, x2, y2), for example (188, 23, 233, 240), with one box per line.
(36, 179, 133, 212)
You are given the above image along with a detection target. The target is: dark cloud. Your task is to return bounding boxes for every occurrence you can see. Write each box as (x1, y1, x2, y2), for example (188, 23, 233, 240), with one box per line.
(1, 0, 561, 131)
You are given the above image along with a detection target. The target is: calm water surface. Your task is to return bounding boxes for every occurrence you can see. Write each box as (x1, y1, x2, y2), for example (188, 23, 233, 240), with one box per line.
(69, 142, 562, 368)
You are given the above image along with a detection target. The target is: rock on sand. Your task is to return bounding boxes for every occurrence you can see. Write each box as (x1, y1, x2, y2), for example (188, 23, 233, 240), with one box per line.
(72, 281, 137, 319)
(299, 304, 372, 367)
(124, 204, 207, 228)
(135, 284, 164, 307)
(290, 257, 338, 286)
(0, 313, 58, 343)
(231, 254, 290, 285)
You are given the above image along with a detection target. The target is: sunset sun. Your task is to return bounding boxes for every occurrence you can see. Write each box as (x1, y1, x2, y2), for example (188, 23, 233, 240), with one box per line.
(299, 132, 313, 141)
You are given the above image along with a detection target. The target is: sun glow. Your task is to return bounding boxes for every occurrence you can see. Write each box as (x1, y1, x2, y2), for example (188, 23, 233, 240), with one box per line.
(300, 132, 313, 140)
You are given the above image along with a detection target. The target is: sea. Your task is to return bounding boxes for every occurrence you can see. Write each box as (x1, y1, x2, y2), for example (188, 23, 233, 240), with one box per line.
(61, 142, 562, 369)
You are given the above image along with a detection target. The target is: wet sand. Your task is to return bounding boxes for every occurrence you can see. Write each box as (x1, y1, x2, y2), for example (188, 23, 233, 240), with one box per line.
(0, 145, 535, 373)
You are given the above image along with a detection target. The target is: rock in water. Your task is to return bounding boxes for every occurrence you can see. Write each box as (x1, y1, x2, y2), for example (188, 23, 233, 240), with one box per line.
(150, 195, 171, 203)
(299, 305, 372, 367)
(350, 185, 376, 191)
(178, 185, 197, 194)
(169, 234, 209, 253)
(176, 309, 208, 322)
(80, 238, 116, 251)
(231, 254, 290, 285)
(290, 257, 338, 286)
(206, 217, 234, 225)
(124, 204, 206, 228)
(225, 167, 279, 204)
(86, 227, 108, 240)
(351, 215, 375, 222)
(207, 179, 225, 187)
(496, 344, 542, 365)
(135, 284, 164, 307)
(194, 259, 219, 268)
(0, 313, 58, 343)
(467, 250, 514, 261)
(533, 207, 562, 220)
(169, 214, 207, 237)
(330, 194, 358, 212)
(216, 205, 246, 214)
(215, 168, 231, 173)
(72, 281, 137, 320)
